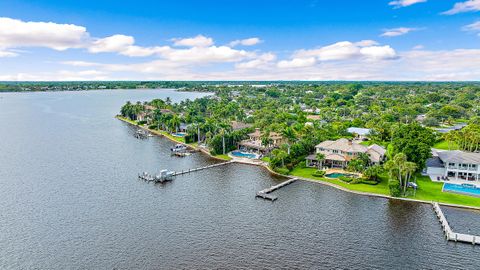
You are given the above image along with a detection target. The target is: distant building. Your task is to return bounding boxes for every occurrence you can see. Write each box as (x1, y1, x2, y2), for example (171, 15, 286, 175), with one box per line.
(230, 121, 252, 131)
(433, 123, 467, 134)
(426, 150, 480, 182)
(347, 127, 371, 141)
(306, 138, 386, 168)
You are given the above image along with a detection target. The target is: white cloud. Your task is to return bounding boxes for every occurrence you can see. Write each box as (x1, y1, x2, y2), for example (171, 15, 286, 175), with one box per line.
(88, 34, 169, 57)
(413, 45, 424, 50)
(354, 40, 379, 47)
(229, 37, 262, 47)
(235, 52, 276, 69)
(0, 49, 18, 57)
(172, 35, 213, 47)
(277, 57, 316, 68)
(360, 46, 397, 60)
(0, 17, 89, 51)
(389, 0, 427, 8)
(292, 41, 397, 62)
(381, 27, 419, 37)
(442, 0, 480, 15)
(462, 21, 480, 35)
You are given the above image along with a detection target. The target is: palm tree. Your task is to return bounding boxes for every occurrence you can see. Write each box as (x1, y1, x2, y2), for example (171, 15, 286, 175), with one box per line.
(403, 161, 417, 194)
(282, 127, 297, 154)
(315, 152, 325, 170)
(273, 149, 288, 167)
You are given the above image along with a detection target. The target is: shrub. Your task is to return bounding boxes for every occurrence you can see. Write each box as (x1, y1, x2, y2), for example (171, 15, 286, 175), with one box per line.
(312, 170, 326, 177)
(339, 176, 354, 183)
(274, 167, 290, 175)
(148, 124, 157, 130)
(360, 179, 378, 185)
(137, 120, 147, 125)
(388, 180, 402, 197)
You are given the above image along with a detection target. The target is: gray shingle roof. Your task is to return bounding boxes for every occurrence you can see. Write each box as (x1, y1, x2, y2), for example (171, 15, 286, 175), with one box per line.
(437, 150, 480, 165)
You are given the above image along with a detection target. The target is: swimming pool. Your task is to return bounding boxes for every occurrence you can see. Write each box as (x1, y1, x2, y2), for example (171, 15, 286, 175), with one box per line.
(172, 132, 187, 137)
(230, 150, 258, 159)
(443, 183, 480, 197)
(325, 173, 357, 179)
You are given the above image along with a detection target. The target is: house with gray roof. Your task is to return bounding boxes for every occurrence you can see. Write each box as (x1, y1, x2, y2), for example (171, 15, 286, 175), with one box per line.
(426, 150, 480, 181)
(306, 138, 386, 168)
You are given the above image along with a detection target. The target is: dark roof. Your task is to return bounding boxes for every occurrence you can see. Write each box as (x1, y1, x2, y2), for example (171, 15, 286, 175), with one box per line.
(426, 157, 444, 168)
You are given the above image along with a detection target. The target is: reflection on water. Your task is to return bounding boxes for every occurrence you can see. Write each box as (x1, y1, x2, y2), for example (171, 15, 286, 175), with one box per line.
(0, 89, 479, 269)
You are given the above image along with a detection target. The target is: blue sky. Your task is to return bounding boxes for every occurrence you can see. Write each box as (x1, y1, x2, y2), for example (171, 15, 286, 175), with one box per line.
(0, 0, 479, 81)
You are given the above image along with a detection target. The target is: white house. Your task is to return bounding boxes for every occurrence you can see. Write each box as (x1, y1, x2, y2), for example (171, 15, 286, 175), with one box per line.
(426, 150, 480, 182)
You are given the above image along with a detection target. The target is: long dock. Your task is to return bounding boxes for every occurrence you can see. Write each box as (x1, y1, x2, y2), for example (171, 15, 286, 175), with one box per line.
(172, 161, 233, 176)
(256, 178, 298, 201)
(433, 202, 480, 245)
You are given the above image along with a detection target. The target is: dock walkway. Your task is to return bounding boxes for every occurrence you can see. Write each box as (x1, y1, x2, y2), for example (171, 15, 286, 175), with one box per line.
(172, 161, 233, 176)
(433, 202, 480, 245)
(256, 178, 298, 201)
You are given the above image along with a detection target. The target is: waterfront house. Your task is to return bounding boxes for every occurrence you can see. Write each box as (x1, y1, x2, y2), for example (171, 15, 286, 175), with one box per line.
(238, 128, 285, 153)
(347, 127, 371, 141)
(306, 138, 386, 168)
(426, 150, 480, 182)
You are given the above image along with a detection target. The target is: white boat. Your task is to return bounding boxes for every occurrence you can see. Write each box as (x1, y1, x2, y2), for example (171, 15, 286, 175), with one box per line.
(171, 144, 187, 152)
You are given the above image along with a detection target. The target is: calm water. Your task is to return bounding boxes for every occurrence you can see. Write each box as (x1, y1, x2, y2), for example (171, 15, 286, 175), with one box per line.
(1, 89, 480, 269)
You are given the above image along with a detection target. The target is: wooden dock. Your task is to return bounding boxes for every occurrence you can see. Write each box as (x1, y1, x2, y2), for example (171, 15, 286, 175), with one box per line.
(433, 202, 480, 245)
(172, 161, 233, 176)
(256, 178, 298, 201)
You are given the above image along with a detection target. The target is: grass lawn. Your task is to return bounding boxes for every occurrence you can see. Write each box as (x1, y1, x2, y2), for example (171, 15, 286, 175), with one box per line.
(412, 175, 480, 207)
(289, 165, 391, 195)
(289, 164, 480, 207)
(261, 156, 271, 163)
(433, 140, 458, 150)
(214, 154, 232, 161)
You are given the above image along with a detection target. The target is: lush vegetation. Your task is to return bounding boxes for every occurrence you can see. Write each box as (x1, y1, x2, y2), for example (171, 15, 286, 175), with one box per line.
(116, 82, 480, 206)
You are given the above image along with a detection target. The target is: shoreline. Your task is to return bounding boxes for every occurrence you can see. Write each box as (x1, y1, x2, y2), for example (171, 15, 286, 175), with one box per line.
(116, 115, 480, 211)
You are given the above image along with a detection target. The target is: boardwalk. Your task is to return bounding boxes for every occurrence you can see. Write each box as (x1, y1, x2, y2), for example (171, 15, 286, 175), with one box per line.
(256, 178, 298, 201)
(172, 161, 233, 176)
(433, 202, 480, 245)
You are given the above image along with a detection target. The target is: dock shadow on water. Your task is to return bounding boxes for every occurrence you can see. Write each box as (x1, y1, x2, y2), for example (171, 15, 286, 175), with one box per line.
(1, 90, 480, 269)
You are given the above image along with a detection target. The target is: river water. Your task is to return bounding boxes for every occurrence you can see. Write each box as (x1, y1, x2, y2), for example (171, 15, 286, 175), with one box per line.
(0, 89, 479, 269)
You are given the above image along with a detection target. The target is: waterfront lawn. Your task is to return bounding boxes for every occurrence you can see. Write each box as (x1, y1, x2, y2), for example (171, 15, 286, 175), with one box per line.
(214, 154, 232, 161)
(433, 140, 458, 150)
(290, 164, 480, 207)
(412, 175, 480, 207)
(289, 165, 391, 195)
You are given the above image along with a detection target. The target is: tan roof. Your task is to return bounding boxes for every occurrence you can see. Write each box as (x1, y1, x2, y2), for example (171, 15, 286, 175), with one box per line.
(248, 129, 283, 140)
(231, 121, 252, 130)
(316, 138, 368, 153)
(325, 153, 347, 162)
(306, 115, 322, 120)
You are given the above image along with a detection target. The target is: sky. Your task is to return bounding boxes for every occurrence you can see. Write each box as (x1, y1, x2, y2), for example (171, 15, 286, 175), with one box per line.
(0, 0, 480, 81)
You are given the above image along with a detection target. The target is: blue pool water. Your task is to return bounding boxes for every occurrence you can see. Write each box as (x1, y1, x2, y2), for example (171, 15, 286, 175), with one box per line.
(325, 173, 357, 179)
(443, 183, 480, 197)
(173, 132, 187, 137)
(231, 150, 258, 159)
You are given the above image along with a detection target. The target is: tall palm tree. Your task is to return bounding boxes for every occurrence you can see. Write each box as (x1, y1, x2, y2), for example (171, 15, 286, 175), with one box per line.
(315, 152, 325, 170)
(282, 127, 297, 154)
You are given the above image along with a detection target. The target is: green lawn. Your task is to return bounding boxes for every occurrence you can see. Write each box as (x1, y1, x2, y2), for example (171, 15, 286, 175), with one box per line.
(214, 154, 232, 161)
(289, 164, 480, 207)
(433, 140, 458, 150)
(289, 165, 390, 195)
(412, 175, 480, 207)
(261, 156, 271, 163)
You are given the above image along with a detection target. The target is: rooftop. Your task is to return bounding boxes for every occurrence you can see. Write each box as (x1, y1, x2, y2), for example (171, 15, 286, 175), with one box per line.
(437, 150, 480, 165)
